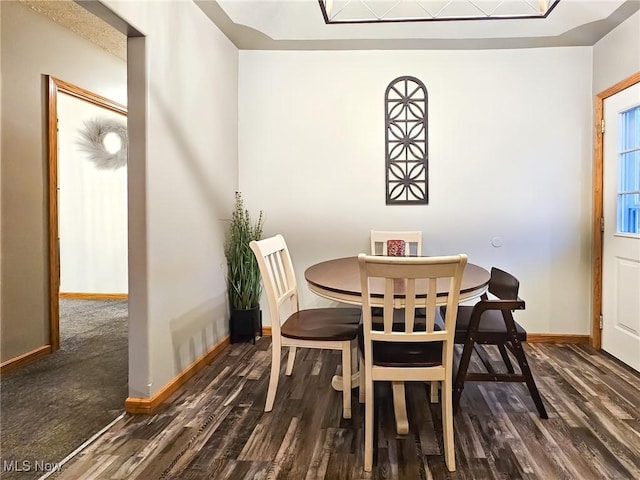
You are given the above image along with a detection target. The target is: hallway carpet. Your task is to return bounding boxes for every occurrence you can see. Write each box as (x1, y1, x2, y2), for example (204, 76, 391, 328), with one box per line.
(0, 299, 128, 480)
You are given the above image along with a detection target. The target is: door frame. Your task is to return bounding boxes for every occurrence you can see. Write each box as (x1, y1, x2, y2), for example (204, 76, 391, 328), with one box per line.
(591, 71, 640, 349)
(47, 76, 127, 351)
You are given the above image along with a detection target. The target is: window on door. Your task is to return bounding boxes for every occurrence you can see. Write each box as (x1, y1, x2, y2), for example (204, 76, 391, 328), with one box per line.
(618, 105, 640, 234)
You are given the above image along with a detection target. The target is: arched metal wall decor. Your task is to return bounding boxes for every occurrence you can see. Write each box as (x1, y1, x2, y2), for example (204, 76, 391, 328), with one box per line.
(385, 76, 428, 205)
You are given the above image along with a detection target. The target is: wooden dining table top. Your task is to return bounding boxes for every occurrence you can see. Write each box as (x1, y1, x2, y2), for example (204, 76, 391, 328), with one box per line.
(304, 256, 490, 304)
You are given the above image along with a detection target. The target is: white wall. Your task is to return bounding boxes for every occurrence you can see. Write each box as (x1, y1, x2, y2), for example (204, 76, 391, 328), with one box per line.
(102, 1, 238, 398)
(58, 92, 128, 294)
(239, 48, 593, 335)
(593, 11, 640, 94)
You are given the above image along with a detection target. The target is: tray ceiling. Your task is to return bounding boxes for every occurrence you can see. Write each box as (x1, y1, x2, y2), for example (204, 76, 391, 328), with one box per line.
(197, 0, 640, 49)
(18, 1, 640, 54)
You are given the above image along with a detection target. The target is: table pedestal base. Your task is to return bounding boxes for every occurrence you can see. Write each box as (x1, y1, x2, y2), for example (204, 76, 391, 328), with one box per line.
(331, 373, 410, 435)
(331, 372, 360, 390)
(392, 381, 409, 435)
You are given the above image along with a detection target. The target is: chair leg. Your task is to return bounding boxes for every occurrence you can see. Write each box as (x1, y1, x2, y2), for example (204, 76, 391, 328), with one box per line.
(372, 381, 379, 468)
(453, 336, 475, 414)
(497, 343, 514, 373)
(265, 340, 281, 412)
(364, 370, 374, 471)
(359, 352, 365, 404)
(352, 343, 358, 373)
(442, 373, 456, 472)
(285, 346, 296, 376)
(510, 338, 548, 419)
(342, 342, 352, 419)
(473, 344, 496, 374)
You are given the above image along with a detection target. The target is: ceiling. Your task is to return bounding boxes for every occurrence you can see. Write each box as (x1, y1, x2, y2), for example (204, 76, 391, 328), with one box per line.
(21, 0, 126, 59)
(196, 0, 640, 49)
(21, 0, 640, 53)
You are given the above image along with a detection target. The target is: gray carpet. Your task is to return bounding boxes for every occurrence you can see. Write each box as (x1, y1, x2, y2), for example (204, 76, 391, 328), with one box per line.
(0, 299, 128, 480)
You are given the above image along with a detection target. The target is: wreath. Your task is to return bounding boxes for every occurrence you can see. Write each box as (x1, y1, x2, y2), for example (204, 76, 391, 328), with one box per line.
(77, 117, 127, 170)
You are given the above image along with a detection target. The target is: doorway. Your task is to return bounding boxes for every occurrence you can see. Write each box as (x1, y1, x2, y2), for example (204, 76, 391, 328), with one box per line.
(47, 77, 128, 350)
(602, 82, 640, 371)
(592, 71, 640, 372)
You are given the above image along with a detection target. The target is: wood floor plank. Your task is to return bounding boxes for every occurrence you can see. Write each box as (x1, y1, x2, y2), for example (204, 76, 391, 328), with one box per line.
(49, 341, 640, 480)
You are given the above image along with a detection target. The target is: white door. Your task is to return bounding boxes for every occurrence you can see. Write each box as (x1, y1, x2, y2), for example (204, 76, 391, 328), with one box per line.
(602, 82, 640, 372)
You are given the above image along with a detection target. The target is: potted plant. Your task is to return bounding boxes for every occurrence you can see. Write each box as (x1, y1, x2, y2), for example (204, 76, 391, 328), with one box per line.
(224, 192, 264, 343)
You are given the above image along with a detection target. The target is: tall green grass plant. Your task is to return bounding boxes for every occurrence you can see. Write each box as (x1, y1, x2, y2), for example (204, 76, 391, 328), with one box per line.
(225, 192, 264, 311)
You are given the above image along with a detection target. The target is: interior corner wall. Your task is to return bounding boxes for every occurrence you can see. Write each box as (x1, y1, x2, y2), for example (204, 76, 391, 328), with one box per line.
(101, 1, 238, 399)
(593, 10, 640, 94)
(0, 1, 126, 363)
(239, 47, 594, 335)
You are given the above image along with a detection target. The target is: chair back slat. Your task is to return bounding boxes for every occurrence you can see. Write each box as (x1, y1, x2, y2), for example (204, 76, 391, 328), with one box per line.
(426, 277, 437, 332)
(383, 278, 395, 333)
(405, 279, 416, 332)
(269, 249, 289, 299)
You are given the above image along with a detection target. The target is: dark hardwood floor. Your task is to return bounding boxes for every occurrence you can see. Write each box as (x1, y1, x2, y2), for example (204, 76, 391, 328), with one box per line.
(53, 340, 640, 479)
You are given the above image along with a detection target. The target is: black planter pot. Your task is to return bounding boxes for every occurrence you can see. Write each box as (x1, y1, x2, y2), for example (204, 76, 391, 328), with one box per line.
(230, 306, 262, 344)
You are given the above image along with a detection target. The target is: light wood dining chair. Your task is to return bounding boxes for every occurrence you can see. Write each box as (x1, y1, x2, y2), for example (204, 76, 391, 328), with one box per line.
(250, 234, 361, 418)
(357, 253, 467, 472)
(370, 230, 422, 256)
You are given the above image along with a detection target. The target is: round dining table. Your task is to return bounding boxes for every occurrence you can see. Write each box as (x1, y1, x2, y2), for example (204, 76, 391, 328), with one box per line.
(305, 256, 490, 306)
(304, 255, 490, 434)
